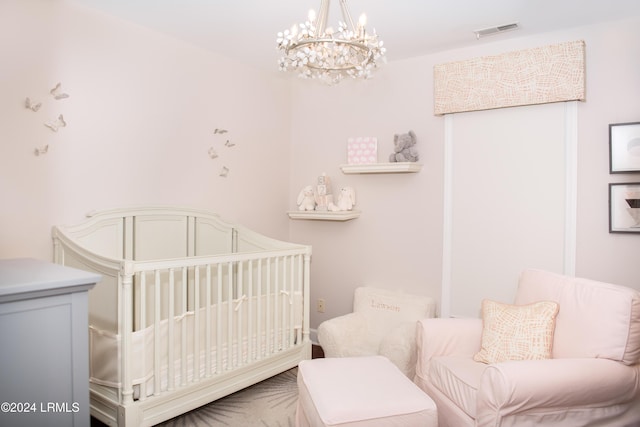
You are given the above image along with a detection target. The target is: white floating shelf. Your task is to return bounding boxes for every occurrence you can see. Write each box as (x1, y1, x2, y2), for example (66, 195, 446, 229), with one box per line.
(287, 210, 361, 221)
(340, 162, 422, 174)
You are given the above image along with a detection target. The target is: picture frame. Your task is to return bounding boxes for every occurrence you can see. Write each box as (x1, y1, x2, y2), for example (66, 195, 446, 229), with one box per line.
(609, 122, 640, 173)
(609, 182, 640, 233)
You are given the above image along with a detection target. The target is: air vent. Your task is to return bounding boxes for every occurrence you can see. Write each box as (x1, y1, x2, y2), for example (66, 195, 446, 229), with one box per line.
(474, 22, 519, 39)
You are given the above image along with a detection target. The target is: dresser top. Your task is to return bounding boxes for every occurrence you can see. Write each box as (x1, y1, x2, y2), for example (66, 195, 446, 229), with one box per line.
(0, 258, 100, 302)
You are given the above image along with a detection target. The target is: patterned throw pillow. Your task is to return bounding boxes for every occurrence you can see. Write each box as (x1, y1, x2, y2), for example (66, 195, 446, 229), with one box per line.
(473, 299, 559, 364)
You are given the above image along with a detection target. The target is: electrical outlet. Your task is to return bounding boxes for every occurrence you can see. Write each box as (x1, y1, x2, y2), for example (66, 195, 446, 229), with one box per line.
(317, 298, 325, 313)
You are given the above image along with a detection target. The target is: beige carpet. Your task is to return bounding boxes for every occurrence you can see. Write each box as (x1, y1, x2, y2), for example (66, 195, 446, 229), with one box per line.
(156, 368, 298, 426)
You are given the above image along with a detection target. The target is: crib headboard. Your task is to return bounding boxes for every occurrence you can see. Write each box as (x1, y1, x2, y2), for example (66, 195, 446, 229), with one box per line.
(52, 206, 297, 261)
(52, 206, 312, 336)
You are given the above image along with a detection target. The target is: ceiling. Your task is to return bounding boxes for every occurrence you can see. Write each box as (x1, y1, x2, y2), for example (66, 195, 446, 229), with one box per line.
(74, 0, 640, 72)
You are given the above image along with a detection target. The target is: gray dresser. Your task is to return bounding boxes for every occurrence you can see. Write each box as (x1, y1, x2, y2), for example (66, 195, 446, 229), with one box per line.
(0, 258, 99, 427)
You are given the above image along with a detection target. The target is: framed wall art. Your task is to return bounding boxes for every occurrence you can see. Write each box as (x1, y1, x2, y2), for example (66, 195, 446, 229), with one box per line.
(609, 122, 640, 173)
(347, 136, 377, 165)
(609, 182, 640, 233)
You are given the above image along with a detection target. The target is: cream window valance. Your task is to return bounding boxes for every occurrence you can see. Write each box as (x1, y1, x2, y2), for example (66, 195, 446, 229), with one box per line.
(434, 40, 585, 115)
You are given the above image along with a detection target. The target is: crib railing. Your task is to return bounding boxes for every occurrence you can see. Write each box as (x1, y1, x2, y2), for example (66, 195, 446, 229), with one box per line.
(118, 249, 310, 404)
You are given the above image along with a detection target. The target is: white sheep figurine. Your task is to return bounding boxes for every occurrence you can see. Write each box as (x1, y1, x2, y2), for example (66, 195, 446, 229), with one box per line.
(296, 185, 316, 211)
(329, 187, 356, 211)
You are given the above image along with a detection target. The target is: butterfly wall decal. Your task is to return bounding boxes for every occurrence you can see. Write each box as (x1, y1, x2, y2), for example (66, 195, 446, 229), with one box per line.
(25, 97, 42, 112)
(50, 82, 69, 100)
(34, 145, 49, 156)
(44, 114, 67, 132)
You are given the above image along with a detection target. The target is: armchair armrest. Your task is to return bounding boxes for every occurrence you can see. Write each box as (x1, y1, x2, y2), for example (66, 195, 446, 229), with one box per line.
(317, 312, 379, 357)
(378, 321, 420, 378)
(477, 358, 640, 425)
(415, 318, 482, 382)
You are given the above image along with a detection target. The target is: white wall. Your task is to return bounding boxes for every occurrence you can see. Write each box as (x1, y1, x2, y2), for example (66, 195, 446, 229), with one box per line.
(0, 0, 292, 261)
(290, 17, 640, 328)
(573, 19, 640, 286)
(289, 64, 445, 328)
(448, 102, 569, 317)
(1, 1, 638, 332)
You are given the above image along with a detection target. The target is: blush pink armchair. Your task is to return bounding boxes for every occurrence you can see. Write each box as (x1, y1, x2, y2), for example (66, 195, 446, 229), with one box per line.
(415, 269, 640, 427)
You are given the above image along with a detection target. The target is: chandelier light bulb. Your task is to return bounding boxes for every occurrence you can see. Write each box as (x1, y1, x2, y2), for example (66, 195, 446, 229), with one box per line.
(358, 13, 367, 28)
(276, 0, 386, 84)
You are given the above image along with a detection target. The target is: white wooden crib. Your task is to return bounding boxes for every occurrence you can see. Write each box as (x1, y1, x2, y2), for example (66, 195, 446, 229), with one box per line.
(52, 206, 312, 426)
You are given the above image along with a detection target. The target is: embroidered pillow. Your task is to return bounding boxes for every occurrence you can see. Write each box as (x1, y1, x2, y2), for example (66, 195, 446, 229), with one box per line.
(474, 299, 559, 364)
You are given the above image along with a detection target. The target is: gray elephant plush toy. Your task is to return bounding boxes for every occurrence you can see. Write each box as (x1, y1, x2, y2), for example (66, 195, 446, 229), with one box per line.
(389, 130, 419, 162)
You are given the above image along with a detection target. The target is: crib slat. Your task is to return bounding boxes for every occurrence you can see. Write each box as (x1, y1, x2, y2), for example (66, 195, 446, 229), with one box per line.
(227, 261, 233, 369)
(216, 264, 223, 374)
(121, 266, 135, 405)
(205, 264, 212, 377)
(237, 260, 243, 367)
(289, 255, 295, 348)
(181, 268, 187, 387)
(266, 258, 272, 357)
(273, 257, 280, 353)
(167, 268, 175, 392)
(140, 270, 151, 399)
(154, 269, 161, 395)
(256, 259, 262, 361)
(303, 253, 311, 346)
(296, 254, 303, 344)
(281, 257, 287, 349)
(193, 265, 200, 382)
(139, 272, 148, 401)
(247, 259, 253, 363)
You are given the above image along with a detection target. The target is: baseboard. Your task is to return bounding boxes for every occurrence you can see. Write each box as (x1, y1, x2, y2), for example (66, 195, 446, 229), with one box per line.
(310, 328, 318, 345)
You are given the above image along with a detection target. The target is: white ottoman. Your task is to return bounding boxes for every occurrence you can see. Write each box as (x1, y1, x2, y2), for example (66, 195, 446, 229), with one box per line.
(296, 356, 438, 427)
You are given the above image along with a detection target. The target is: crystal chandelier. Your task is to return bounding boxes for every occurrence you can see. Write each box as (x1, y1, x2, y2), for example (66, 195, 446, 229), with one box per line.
(276, 0, 386, 84)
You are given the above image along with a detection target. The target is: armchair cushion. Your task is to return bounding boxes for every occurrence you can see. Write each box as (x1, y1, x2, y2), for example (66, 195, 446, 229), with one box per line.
(473, 299, 559, 364)
(477, 358, 640, 425)
(479, 358, 638, 411)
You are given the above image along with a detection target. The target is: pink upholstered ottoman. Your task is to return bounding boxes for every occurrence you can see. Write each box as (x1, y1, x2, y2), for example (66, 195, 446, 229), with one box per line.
(296, 356, 437, 427)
